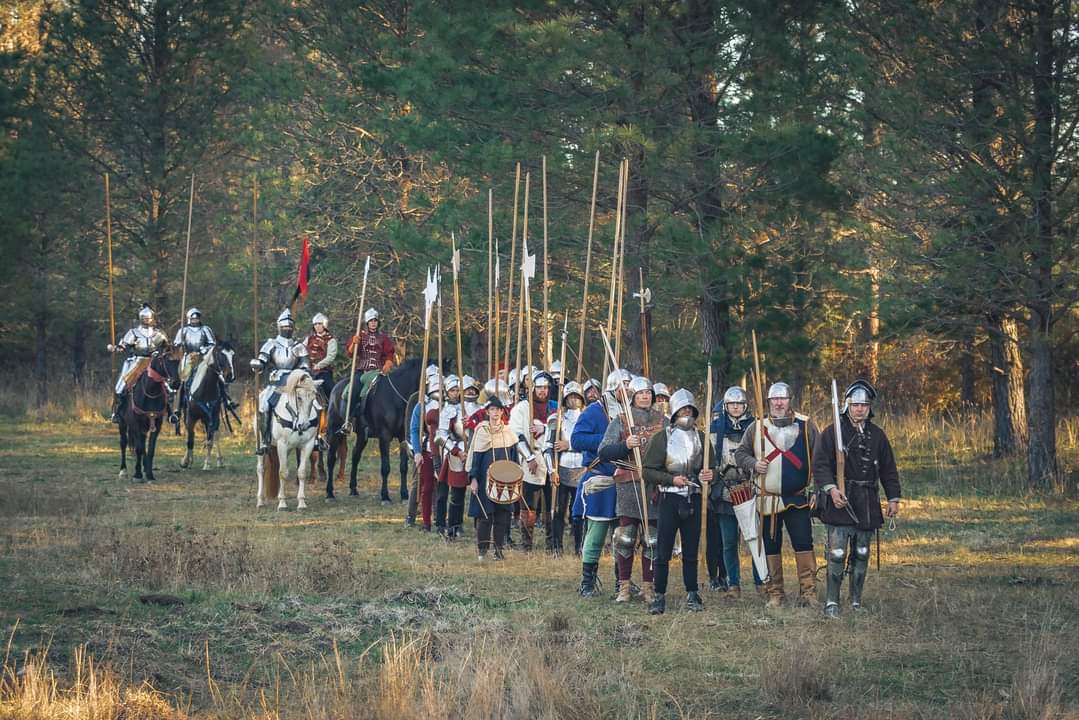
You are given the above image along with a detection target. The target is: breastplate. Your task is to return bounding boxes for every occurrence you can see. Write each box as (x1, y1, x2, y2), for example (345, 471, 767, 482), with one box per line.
(269, 337, 301, 370)
(130, 327, 163, 356)
(307, 332, 332, 364)
(178, 326, 208, 353)
(766, 419, 800, 451)
(665, 427, 702, 475)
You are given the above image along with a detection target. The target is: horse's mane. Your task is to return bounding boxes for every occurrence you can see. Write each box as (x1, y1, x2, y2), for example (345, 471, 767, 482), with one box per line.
(284, 370, 317, 398)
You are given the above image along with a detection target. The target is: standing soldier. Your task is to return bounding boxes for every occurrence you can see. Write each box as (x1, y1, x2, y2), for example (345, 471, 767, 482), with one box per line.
(604, 376, 666, 604)
(108, 303, 170, 423)
(434, 375, 467, 536)
(345, 308, 396, 375)
(582, 378, 602, 405)
(641, 389, 716, 614)
(250, 309, 310, 455)
(653, 383, 672, 418)
(545, 381, 586, 556)
(509, 370, 554, 552)
(813, 380, 901, 617)
(734, 382, 820, 608)
(707, 387, 757, 597)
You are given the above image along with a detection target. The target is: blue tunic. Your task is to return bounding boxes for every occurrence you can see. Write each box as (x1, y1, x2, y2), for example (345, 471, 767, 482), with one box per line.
(570, 400, 617, 520)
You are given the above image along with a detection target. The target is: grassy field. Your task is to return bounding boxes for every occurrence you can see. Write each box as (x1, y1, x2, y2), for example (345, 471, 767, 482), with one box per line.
(1, 393, 1077, 719)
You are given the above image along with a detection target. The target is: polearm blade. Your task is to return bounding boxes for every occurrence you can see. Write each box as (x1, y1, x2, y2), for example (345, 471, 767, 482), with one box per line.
(343, 256, 372, 431)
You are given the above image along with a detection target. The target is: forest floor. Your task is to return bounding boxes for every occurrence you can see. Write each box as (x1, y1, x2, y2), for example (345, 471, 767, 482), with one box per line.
(1, 399, 1077, 719)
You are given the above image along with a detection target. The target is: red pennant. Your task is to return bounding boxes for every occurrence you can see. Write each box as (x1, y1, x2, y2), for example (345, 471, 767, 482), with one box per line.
(297, 237, 311, 300)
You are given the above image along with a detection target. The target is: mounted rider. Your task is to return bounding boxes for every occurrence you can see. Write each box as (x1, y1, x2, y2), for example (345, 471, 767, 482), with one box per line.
(305, 312, 338, 391)
(345, 308, 396, 375)
(250, 308, 311, 455)
(173, 308, 236, 413)
(108, 303, 171, 423)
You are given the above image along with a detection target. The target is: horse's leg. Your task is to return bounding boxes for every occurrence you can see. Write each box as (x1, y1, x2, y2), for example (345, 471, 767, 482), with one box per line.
(350, 430, 367, 498)
(214, 423, 224, 468)
(132, 426, 145, 481)
(326, 432, 339, 499)
(180, 416, 193, 468)
(145, 427, 160, 482)
(296, 440, 311, 511)
(379, 435, 392, 505)
(256, 454, 266, 508)
(276, 439, 289, 511)
(398, 441, 409, 501)
(118, 422, 128, 481)
(202, 418, 214, 471)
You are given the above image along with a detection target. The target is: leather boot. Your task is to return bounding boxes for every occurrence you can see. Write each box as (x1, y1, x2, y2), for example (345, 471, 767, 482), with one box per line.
(579, 562, 599, 598)
(110, 393, 125, 423)
(686, 591, 704, 611)
(615, 580, 633, 603)
(795, 551, 819, 609)
(648, 592, 666, 615)
(764, 554, 785, 608)
(640, 581, 655, 604)
(255, 411, 272, 456)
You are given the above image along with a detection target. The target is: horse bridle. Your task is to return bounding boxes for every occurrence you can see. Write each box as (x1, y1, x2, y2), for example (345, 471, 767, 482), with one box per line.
(274, 391, 319, 433)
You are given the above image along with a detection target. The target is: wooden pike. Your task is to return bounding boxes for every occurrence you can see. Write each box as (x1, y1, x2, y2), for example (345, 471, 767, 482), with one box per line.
(452, 235, 465, 385)
(614, 159, 628, 366)
(342, 257, 372, 432)
(105, 173, 116, 375)
(502, 163, 521, 378)
(487, 190, 494, 378)
(576, 150, 600, 383)
(179, 173, 195, 328)
(437, 265, 445, 417)
(417, 268, 436, 453)
(552, 312, 570, 487)
(637, 268, 651, 377)
(602, 159, 625, 381)
(700, 363, 713, 581)
(251, 177, 259, 397)
(542, 155, 550, 366)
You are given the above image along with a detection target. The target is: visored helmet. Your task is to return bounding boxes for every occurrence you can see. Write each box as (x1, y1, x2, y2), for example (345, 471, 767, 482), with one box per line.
(276, 308, 295, 329)
(186, 307, 202, 323)
(138, 304, 155, 325)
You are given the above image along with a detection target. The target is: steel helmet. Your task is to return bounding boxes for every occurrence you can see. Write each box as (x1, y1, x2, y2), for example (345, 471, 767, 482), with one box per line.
(652, 382, 671, 399)
(562, 381, 584, 401)
(276, 308, 295, 329)
(668, 388, 699, 420)
(723, 386, 748, 405)
(185, 307, 202, 322)
(604, 368, 631, 392)
(312, 312, 329, 328)
(363, 308, 380, 324)
(138, 304, 155, 324)
(767, 382, 792, 400)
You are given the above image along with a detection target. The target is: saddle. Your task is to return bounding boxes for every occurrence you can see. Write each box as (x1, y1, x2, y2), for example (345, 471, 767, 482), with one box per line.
(122, 358, 153, 390)
(343, 370, 381, 417)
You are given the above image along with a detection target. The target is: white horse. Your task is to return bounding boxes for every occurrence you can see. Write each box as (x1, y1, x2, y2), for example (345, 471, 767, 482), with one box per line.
(256, 370, 322, 510)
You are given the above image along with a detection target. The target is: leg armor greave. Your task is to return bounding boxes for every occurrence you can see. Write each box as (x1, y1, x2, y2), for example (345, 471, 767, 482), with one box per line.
(849, 534, 871, 608)
(825, 533, 847, 610)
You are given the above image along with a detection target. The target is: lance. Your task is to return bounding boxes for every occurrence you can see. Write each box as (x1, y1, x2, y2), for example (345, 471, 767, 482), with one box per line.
(576, 150, 600, 383)
(551, 312, 570, 488)
(700, 363, 713, 581)
(635, 268, 651, 378)
(487, 190, 494, 378)
(105, 173, 116, 375)
(502, 163, 521, 379)
(512, 174, 530, 406)
(493, 239, 501, 383)
(541, 155, 550, 365)
(452, 235, 465, 385)
(602, 159, 626, 381)
(251, 177, 260, 400)
(599, 326, 651, 547)
(436, 265, 445, 418)
(179, 173, 195, 329)
(342, 256, 372, 433)
(417, 268, 436, 452)
(522, 172, 534, 427)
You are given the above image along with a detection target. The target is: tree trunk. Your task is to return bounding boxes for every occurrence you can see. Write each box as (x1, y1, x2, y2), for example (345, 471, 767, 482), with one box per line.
(987, 314, 1027, 457)
(1026, 0, 1058, 490)
(958, 334, 977, 408)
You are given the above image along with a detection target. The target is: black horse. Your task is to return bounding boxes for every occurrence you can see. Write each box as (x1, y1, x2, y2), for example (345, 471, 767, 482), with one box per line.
(326, 358, 439, 502)
(180, 342, 236, 471)
(118, 349, 181, 483)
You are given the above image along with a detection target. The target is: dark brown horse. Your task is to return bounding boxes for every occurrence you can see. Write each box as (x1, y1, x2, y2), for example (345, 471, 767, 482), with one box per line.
(118, 349, 181, 482)
(180, 342, 236, 471)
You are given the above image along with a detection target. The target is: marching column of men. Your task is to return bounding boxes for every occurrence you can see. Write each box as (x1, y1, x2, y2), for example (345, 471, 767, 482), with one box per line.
(106, 299, 901, 618)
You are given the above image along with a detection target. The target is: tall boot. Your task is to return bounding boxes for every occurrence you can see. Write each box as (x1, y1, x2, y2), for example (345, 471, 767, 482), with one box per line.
(824, 549, 845, 619)
(795, 550, 820, 609)
(579, 562, 599, 598)
(764, 554, 785, 608)
(110, 393, 125, 423)
(255, 410, 272, 455)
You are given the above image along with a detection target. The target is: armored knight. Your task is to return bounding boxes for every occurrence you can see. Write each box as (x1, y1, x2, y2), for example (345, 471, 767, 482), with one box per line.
(602, 376, 666, 604)
(734, 382, 820, 608)
(345, 308, 395, 374)
(812, 380, 901, 618)
(435, 375, 471, 537)
(706, 386, 757, 596)
(544, 381, 586, 556)
(108, 303, 170, 423)
(572, 368, 632, 597)
(508, 370, 555, 552)
(641, 389, 716, 614)
(250, 308, 311, 455)
(172, 308, 235, 414)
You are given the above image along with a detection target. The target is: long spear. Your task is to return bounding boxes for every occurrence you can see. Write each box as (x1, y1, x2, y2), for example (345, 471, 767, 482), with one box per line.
(614, 159, 628, 366)
(342, 257, 372, 432)
(541, 155, 550, 366)
(576, 150, 600, 383)
(599, 326, 651, 548)
(551, 312, 569, 488)
(179, 173, 195, 328)
(105, 173, 116, 375)
(452, 235, 465, 384)
(700, 363, 713, 581)
(417, 268, 436, 452)
(436, 265, 445, 418)
(487, 190, 494, 378)
(751, 329, 770, 543)
(251, 177, 259, 399)
(636, 268, 651, 377)
(502, 163, 521, 378)
(602, 160, 625, 381)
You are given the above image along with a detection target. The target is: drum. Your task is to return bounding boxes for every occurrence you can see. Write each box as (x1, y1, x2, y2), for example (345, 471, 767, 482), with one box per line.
(486, 459, 523, 505)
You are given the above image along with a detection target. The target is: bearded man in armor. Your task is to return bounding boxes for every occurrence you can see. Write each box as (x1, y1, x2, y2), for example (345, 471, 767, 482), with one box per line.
(509, 370, 555, 552)
(812, 380, 901, 618)
(603, 376, 666, 605)
(641, 389, 716, 614)
(545, 381, 586, 556)
(108, 304, 171, 423)
(345, 308, 395, 375)
(707, 387, 758, 597)
(734, 382, 820, 608)
(572, 368, 632, 597)
(249, 308, 311, 455)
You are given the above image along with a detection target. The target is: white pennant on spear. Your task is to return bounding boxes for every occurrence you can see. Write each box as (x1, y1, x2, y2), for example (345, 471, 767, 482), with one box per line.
(342, 256, 371, 433)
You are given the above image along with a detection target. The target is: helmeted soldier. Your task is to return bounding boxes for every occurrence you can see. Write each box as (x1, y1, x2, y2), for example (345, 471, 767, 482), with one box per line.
(305, 312, 338, 391)
(604, 375, 666, 604)
(706, 386, 757, 596)
(509, 369, 555, 552)
(172, 308, 235, 414)
(581, 378, 602, 405)
(434, 374, 470, 536)
(108, 303, 170, 423)
(250, 308, 311, 455)
(812, 380, 901, 618)
(653, 382, 671, 418)
(547, 359, 563, 404)
(641, 388, 717, 614)
(345, 308, 396, 375)
(734, 381, 820, 608)
(545, 381, 586, 555)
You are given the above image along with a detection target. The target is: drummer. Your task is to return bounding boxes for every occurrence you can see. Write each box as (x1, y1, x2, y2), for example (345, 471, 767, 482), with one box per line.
(467, 396, 521, 560)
